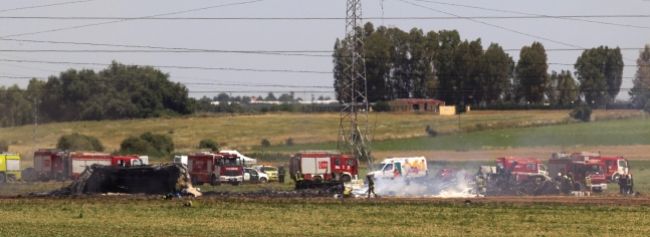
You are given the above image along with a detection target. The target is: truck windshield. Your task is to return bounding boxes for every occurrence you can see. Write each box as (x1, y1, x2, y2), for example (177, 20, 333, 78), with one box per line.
(382, 163, 394, 172)
(618, 160, 627, 169)
(222, 159, 242, 166)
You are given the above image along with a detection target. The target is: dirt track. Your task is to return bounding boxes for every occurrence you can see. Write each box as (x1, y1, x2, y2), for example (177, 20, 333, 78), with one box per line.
(3, 192, 648, 206)
(374, 145, 650, 161)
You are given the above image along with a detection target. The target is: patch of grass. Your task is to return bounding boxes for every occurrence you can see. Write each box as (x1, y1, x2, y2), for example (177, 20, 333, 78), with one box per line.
(267, 117, 650, 152)
(0, 198, 649, 236)
(1, 110, 641, 161)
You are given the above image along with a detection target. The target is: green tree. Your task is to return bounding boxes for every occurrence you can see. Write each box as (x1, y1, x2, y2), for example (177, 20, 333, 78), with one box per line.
(363, 25, 393, 101)
(479, 43, 513, 104)
(574, 46, 624, 106)
(630, 45, 650, 109)
(435, 30, 462, 104)
(261, 138, 271, 147)
(139, 132, 174, 155)
(264, 92, 277, 101)
(547, 70, 578, 106)
(570, 103, 592, 122)
(515, 42, 549, 104)
(198, 139, 220, 152)
(120, 136, 155, 155)
(57, 133, 104, 151)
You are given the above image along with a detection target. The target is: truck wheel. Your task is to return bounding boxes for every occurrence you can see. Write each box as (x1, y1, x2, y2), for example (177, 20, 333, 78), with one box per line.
(340, 175, 352, 183)
(313, 176, 323, 183)
(612, 174, 621, 182)
(260, 177, 268, 183)
(0, 173, 5, 184)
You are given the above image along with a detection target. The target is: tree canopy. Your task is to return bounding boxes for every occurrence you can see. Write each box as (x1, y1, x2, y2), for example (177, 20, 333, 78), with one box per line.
(0, 62, 194, 127)
(574, 46, 624, 106)
(630, 45, 650, 109)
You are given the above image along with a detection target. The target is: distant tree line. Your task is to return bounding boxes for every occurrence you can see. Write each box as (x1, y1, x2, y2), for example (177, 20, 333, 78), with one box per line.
(0, 62, 193, 127)
(194, 92, 338, 113)
(333, 23, 632, 108)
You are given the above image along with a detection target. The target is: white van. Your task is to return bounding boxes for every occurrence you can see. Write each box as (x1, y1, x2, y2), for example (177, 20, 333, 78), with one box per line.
(368, 157, 428, 179)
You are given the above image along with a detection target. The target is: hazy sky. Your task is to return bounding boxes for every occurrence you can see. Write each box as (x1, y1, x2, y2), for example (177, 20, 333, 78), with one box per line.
(1, 0, 649, 100)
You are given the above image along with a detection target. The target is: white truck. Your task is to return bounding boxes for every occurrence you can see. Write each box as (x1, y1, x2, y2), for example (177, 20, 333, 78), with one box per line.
(368, 157, 428, 179)
(220, 150, 257, 166)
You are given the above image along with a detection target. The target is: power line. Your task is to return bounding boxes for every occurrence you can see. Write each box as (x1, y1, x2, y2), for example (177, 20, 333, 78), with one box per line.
(189, 90, 333, 94)
(0, 0, 97, 14)
(183, 82, 333, 89)
(0, 58, 332, 74)
(411, 0, 650, 30)
(2, 15, 650, 20)
(397, 0, 585, 49)
(1, 0, 265, 38)
(0, 75, 334, 90)
(0, 48, 331, 56)
(0, 47, 644, 54)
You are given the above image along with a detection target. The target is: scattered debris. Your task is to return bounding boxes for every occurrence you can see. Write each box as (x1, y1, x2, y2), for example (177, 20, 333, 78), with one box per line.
(32, 163, 201, 197)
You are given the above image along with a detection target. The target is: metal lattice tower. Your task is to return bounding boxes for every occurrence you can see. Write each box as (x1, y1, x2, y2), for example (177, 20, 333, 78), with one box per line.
(338, 0, 372, 170)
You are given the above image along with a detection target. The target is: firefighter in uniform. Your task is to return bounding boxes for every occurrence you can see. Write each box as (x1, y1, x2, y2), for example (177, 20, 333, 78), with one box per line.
(366, 174, 377, 198)
(475, 168, 486, 196)
(475, 174, 486, 196)
(618, 174, 627, 195)
(625, 174, 633, 195)
(278, 166, 286, 183)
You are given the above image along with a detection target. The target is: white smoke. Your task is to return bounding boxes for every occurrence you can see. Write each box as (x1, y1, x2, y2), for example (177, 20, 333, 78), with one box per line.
(361, 169, 478, 198)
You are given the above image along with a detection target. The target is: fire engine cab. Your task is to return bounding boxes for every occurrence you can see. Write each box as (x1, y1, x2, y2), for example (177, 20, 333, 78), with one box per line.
(289, 152, 358, 188)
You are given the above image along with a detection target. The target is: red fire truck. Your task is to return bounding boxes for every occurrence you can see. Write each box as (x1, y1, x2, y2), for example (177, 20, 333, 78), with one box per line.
(495, 156, 549, 182)
(30, 149, 147, 181)
(568, 152, 630, 182)
(218, 153, 245, 185)
(289, 152, 358, 189)
(548, 153, 608, 192)
(187, 152, 246, 185)
(479, 156, 554, 196)
(187, 152, 221, 185)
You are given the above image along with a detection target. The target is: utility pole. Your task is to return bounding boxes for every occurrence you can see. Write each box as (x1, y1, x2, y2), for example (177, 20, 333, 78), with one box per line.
(32, 97, 38, 154)
(338, 0, 372, 170)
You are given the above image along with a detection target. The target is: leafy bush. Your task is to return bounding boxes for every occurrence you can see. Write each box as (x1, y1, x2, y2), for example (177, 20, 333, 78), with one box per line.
(425, 125, 438, 137)
(570, 103, 592, 122)
(372, 101, 391, 112)
(119, 132, 174, 157)
(120, 137, 155, 155)
(261, 139, 271, 147)
(57, 133, 104, 151)
(285, 138, 294, 146)
(139, 132, 174, 155)
(198, 139, 219, 152)
(0, 140, 8, 152)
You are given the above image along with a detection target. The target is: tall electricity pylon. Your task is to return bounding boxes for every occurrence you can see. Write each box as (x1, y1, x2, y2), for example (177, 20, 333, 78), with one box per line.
(338, 0, 372, 170)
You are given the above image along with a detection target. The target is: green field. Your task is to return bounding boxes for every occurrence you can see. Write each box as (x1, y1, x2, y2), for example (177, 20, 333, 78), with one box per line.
(268, 116, 650, 152)
(0, 110, 642, 158)
(0, 197, 648, 237)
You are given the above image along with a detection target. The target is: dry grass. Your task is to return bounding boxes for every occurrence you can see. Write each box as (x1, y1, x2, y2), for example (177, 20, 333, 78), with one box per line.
(0, 110, 642, 160)
(0, 197, 649, 236)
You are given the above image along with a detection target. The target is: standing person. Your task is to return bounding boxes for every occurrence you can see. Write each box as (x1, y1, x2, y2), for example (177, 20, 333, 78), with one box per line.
(618, 174, 627, 195)
(278, 165, 286, 183)
(366, 174, 377, 198)
(625, 174, 634, 195)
